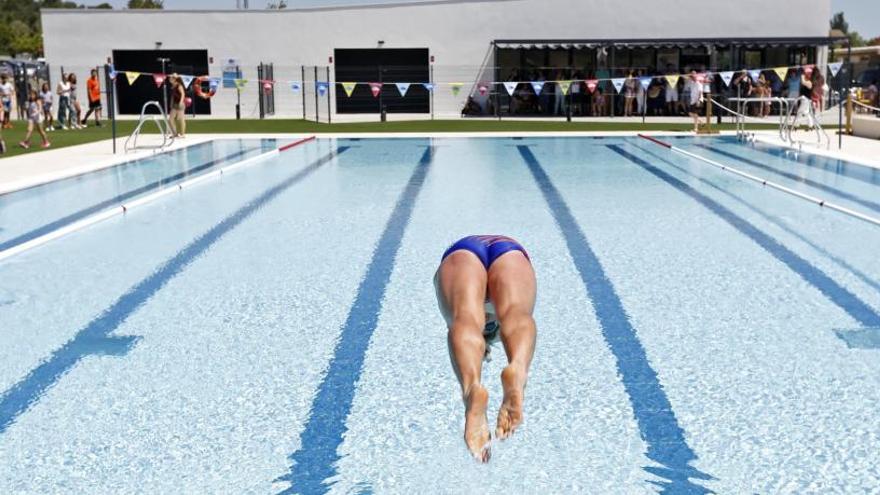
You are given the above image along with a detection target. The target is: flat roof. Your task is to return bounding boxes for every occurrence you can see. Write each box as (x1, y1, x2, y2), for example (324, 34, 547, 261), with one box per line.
(41, 0, 508, 14)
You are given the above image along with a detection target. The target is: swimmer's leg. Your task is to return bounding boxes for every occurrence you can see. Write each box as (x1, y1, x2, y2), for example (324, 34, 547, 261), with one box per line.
(438, 250, 490, 462)
(487, 251, 537, 440)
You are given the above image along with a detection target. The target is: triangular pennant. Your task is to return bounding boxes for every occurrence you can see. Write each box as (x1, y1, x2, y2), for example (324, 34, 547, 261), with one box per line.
(585, 79, 598, 94)
(503, 82, 519, 96)
(108, 66, 118, 80)
(638, 76, 652, 90)
(772, 67, 789, 82)
(664, 74, 680, 88)
(341, 82, 357, 97)
(450, 82, 464, 96)
(829, 62, 843, 77)
(153, 73, 165, 88)
(234, 78, 247, 90)
(695, 73, 708, 85)
(611, 78, 625, 94)
(316, 82, 328, 97)
(395, 82, 411, 97)
(422, 83, 435, 92)
(369, 82, 382, 98)
(180, 75, 194, 88)
(209, 78, 220, 91)
(125, 72, 140, 85)
(289, 81, 301, 93)
(530, 81, 544, 95)
(478, 83, 489, 96)
(262, 81, 273, 92)
(748, 69, 762, 82)
(560, 81, 573, 96)
(719, 71, 734, 87)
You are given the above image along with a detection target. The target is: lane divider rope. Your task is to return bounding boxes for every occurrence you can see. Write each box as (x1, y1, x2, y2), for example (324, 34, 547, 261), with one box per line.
(0, 136, 317, 262)
(636, 134, 880, 228)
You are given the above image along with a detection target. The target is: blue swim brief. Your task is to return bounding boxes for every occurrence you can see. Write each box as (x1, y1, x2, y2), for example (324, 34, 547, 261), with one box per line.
(441, 235, 530, 269)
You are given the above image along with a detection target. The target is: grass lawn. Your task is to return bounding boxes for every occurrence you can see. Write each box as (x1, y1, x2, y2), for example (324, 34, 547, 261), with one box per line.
(0, 118, 778, 159)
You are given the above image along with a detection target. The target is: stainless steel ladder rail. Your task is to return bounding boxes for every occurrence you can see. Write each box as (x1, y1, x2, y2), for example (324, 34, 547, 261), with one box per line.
(124, 101, 175, 153)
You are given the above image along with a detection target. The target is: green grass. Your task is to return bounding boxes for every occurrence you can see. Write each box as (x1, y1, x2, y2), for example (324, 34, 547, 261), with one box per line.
(0, 118, 778, 159)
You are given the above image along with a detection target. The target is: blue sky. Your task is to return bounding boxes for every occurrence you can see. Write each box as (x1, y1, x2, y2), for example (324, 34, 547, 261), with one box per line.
(98, 0, 880, 39)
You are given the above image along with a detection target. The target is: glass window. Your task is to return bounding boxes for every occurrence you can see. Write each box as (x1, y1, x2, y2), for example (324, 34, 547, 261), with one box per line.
(765, 47, 787, 67)
(744, 50, 762, 69)
(573, 48, 595, 75)
(631, 49, 655, 72)
(657, 49, 680, 72)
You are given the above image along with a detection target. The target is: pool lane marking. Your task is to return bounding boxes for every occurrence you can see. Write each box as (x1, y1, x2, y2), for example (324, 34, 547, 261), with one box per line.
(0, 142, 341, 435)
(610, 143, 880, 328)
(749, 143, 880, 187)
(517, 145, 714, 494)
(637, 135, 880, 228)
(279, 145, 435, 495)
(0, 137, 316, 263)
(631, 143, 880, 297)
(693, 144, 880, 214)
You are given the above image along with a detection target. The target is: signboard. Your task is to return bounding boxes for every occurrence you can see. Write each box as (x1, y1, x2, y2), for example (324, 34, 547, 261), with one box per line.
(222, 58, 241, 89)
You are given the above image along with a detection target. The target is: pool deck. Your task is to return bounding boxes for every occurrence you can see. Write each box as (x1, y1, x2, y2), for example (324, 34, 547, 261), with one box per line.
(2, 130, 879, 195)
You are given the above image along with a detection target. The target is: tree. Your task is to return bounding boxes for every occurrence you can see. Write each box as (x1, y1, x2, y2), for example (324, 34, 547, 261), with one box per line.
(267, 1, 287, 8)
(127, 0, 163, 8)
(0, 1, 112, 57)
(830, 11, 849, 34)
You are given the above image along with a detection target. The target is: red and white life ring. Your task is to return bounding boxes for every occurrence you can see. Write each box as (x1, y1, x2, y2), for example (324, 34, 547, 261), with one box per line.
(193, 76, 217, 100)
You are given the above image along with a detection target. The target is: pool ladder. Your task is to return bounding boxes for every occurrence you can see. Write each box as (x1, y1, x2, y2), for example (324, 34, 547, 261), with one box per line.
(124, 101, 175, 154)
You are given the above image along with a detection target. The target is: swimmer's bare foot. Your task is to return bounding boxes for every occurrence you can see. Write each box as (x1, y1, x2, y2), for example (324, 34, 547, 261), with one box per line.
(496, 365, 525, 440)
(464, 384, 490, 462)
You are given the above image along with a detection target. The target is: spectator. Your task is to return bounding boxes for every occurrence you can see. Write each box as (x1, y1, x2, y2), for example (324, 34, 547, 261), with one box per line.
(40, 82, 54, 132)
(0, 74, 14, 129)
(623, 70, 637, 116)
(56, 75, 72, 130)
(685, 70, 703, 132)
(591, 86, 606, 116)
(0, 103, 6, 153)
(665, 67, 679, 116)
(811, 70, 825, 112)
(797, 69, 815, 127)
(169, 75, 187, 137)
(18, 89, 51, 149)
(81, 69, 103, 127)
(68, 73, 83, 129)
(636, 69, 647, 115)
(647, 79, 664, 115)
(865, 80, 879, 112)
(786, 69, 800, 100)
(731, 70, 752, 115)
(756, 74, 771, 117)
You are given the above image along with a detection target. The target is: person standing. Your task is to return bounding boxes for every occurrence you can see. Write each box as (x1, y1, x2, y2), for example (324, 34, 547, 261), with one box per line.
(685, 70, 703, 132)
(168, 75, 187, 138)
(55, 75, 71, 130)
(40, 82, 54, 131)
(68, 73, 83, 129)
(0, 102, 6, 153)
(18, 89, 51, 149)
(81, 69, 103, 127)
(0, 74, 14, 129)
(623, 70, 637, 116)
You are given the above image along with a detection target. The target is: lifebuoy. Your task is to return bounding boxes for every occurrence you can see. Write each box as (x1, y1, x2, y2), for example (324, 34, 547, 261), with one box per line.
(193, 76, 217, 100)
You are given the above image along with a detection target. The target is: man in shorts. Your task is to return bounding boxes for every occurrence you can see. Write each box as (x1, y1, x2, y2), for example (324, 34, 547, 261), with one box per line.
(434, 235, 537, 462)
(81, 69, 102, 127)
(0, 74, 14, 129)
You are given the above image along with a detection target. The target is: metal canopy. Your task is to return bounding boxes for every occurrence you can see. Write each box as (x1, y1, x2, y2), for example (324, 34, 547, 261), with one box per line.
(493, 36, 847, 49)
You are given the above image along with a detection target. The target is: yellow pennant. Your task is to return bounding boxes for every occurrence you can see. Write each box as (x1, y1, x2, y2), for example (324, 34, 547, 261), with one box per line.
(664, 74, 680, 88)
(341, 82, 357, 97)
(560, 81, 572, 96)
(125, 71, 141, 85)
(234, 78, 248, 90)
(450, 82, 464, 96)
(773, 67, 789, 82)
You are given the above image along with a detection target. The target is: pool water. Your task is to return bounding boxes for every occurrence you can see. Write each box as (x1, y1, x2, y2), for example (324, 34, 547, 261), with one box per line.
(1, 136, 879, 494)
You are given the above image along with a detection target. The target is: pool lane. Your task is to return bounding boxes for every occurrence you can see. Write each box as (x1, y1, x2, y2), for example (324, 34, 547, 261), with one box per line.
(0, 140, 425, 492)
(0, 139, 277, 252)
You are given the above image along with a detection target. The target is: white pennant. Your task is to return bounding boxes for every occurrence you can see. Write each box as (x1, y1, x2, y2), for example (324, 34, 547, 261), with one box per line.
(611, 78, 626, 94)
(503, 82, 519, 96)
(180, 75, 194, 88)
(395, 82, 411, 97)
(531, 81, 544, 95)
(828, 62, 843, 77)
(719, 71, 734, 87)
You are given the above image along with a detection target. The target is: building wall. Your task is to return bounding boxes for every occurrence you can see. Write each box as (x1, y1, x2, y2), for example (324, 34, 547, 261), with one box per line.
(41, 0, 831, 119)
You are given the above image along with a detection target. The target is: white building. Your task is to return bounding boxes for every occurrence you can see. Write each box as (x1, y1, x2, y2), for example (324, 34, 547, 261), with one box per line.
(41, 0, 834, 120)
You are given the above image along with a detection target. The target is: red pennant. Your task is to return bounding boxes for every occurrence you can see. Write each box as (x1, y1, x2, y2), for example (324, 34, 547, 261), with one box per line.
(695, 73, 708, 84)
(478, 84, 488, 96)
(586, 79, 598, 94)
(263, 81, 273, 92)
(369, 82, 382, 98)
(153, 73, 166, 87)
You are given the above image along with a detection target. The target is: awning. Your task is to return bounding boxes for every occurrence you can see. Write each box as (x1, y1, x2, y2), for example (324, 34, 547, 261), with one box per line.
(493, 37, 845, 50)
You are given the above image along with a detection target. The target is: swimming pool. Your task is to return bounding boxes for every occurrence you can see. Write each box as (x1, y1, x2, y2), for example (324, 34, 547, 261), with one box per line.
(1, 135, 879, 493)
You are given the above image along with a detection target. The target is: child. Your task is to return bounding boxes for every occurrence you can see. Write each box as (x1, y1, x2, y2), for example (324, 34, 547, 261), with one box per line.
(40, 82, 54, 131)
(19, 89, 51, 149)
(0, 102, 6, 154)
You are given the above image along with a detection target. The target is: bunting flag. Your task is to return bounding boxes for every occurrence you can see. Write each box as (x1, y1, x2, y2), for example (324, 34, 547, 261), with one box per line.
(772, 67, 789, 82)
(530, 81, 544, 95)
(316, 82, 329, 97)
(829, 62, 843, 77)
(450, 82, 464, 96)
(422, 83, 435, 92)
(664, 74, 680, 88)
(109, 69, 118, 81)
(290, 81, 301, 93)
(719, 71, 734, 87)
(478, 83, 489, 96)
(803, 65, 814, 76)
(209, 78, 221, 91)
(695, 73, 708, 84)
(152, 73, 165, 88)
(262, 81, 273, 92)
(180, 75, 194, 88)
(503, 81, 519, 96)
(395, 82, 411, 97)
(234, 78, 248, 90)
(585, 79, 598, 94)
(748, 69, 762, 82)
(341, 82, 357, 97)
(369, 82, 382, 98)
(611, 78, 625, 94)
(125, 72, 140, 85)
(560, 81, 573, 96)
(638, 76, 652, 90)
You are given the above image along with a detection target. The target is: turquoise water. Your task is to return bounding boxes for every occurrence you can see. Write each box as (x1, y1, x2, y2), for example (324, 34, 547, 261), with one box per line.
(0, 136, 878, 494)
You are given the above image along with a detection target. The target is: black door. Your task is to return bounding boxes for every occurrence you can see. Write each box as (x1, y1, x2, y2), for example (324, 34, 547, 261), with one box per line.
(112, 49, 210, 115)
(334, 48, 429, 114)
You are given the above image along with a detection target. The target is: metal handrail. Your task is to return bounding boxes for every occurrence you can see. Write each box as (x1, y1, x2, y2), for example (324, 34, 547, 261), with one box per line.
(124, 101, 175, 154)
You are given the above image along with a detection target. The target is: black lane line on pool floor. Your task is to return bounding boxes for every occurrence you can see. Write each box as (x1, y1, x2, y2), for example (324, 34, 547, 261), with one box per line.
(278, 145, 435, 495)
(0, 145, 347, 435)
(608, 143, 880, 329)
(0, 145, 271, 252)
(517, 145, 715, 494)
